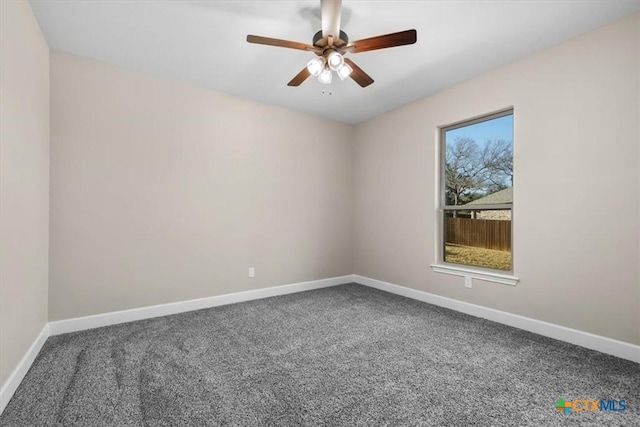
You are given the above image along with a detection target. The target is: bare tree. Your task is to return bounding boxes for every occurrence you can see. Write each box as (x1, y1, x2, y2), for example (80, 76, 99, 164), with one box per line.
(445, 137, 481, 206)
(478, 138, 512, 194)
(445, 137, 512, 207)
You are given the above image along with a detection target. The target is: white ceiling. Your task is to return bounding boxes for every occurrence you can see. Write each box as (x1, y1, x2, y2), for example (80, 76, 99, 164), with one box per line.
(30, 0, 639, 124)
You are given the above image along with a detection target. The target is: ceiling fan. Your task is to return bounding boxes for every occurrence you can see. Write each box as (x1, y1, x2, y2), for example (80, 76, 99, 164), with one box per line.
(246, 0, 417, 87)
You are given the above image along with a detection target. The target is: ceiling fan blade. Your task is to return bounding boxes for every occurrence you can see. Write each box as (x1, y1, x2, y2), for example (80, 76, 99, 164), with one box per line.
(287, 67, 311, 87)
(247, 35, 319, 53)
(321, 0, 342, 43)
(343, 29, 417, 54)
(344, 58, 374, 88)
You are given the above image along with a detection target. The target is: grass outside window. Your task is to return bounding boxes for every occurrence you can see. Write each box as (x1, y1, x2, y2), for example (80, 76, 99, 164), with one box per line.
(444, 244, 511, 271)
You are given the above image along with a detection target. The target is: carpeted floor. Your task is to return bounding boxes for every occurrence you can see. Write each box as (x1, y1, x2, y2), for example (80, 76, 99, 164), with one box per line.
(1, 283, 638, 426)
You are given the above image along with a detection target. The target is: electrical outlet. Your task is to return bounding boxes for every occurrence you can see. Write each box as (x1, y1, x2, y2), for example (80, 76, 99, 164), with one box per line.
(248, 267, 255, 278)
(464, 276, 472, 288)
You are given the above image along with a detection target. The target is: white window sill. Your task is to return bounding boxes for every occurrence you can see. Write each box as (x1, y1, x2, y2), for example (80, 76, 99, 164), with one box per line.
(430, 264, 519, 286)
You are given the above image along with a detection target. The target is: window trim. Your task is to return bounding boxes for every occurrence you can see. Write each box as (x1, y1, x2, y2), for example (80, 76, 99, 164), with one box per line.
(430, 263, 519, 286)
(432, 108, 518, 285)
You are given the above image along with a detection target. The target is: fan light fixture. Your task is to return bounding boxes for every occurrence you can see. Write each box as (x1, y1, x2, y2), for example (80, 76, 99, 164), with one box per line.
(308, 50, 352, 84)
(326, 50, 344, 71)
(318, 67, 333, 84)
(337, 62, 353, 80)
(306, 57, 325, 77)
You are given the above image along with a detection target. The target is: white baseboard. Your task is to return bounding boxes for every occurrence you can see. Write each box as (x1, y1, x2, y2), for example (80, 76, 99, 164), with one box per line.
(0, 323, 50, 414)
(354, 275, 640, 363)
(49, 275, 353, 336)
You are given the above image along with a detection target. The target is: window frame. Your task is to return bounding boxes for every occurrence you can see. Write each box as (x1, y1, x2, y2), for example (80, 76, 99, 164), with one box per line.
(431, 108, 519, 286)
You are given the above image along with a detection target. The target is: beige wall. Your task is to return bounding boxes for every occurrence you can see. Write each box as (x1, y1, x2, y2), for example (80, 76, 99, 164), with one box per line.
(354, 14, 640, 345)
(637, 13, 640, 347)
(0, 0, 50, 386)
(49, 51, 353, 320)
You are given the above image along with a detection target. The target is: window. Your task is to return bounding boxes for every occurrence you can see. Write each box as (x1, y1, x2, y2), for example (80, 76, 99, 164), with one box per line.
(439, 110, 514, 273)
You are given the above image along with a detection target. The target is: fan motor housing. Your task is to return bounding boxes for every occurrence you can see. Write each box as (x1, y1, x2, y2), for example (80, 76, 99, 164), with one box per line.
(313, 30, 349, 46)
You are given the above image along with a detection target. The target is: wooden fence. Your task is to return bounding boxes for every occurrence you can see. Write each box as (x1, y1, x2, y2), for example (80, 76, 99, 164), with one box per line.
(445, 218, 511, 251)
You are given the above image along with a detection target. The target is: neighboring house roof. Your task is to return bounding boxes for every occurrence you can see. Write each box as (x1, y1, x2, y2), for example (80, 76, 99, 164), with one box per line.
(466, 187, 512, 205)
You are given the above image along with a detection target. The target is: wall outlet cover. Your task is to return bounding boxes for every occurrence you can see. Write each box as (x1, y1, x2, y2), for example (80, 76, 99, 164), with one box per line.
(464, 276, 472, 288)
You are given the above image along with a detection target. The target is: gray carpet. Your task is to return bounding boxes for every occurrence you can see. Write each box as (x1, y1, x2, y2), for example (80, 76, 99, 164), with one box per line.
(1, 283, 638, 426)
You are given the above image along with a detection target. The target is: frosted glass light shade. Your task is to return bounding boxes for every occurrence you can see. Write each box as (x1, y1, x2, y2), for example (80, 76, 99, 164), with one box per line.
(326, 51, 344, 71)
(337, 63, 353, 80)
(318, 67, 332, 84)
(306, 57, 325, 77)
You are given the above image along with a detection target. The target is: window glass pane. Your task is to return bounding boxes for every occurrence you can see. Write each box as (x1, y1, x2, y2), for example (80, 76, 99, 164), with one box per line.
(441, 111, 513, 272)
(444, 114, 513, 206)
(444, 209, 512, 270)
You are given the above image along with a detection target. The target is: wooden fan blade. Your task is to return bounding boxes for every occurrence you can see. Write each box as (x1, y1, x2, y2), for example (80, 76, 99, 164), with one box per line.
(287, 67, 311, 87)
(344, 58, 374, 87)
(321, 0, 342, 42)
(343, 29, 417, 54)
(247, 35, 319, 52)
